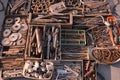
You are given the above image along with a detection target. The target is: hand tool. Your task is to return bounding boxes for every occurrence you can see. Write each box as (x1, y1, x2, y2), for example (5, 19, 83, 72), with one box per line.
(35, 28, 42, 54)
(47, 34, 51, 59)
(53, 28, 59, 60)
(85, 60, 90, 71)
(12, 23, 21, 31)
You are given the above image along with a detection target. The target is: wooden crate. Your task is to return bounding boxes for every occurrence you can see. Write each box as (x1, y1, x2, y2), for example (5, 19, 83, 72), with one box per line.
(0, 15, 29, 59)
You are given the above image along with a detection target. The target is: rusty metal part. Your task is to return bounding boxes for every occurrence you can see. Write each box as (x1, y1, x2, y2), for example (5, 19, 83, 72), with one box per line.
(2, 50, 21, 55)
(5, 18, 14, 24)
(10, 0, 26, 13)
(31, 4, 36, 10)
(47, 34, 51, 59)
(9, 33, 19, 41)
(84, 1, 111, 15)
(33, 18, 67, 23)
(46, 1, 51, 6)
(62, 53, 88, 60)
(85, 61, 90, 71)
(49, 1, 66, 13)
(83, 60, 96, 80)
(17, 38, 26, 46)
(92, 47, 120, 64)
(31, 0, 54, 14)
(43, 71, 52, 79)
(84, 2, 108, 9)
(35, 28, 42, 53)
(18, 32, 22, 40)
(20, 23, 28, 31)
(15, 17, 21, 23)
(3, 29, 11, 37)
(68, 1, 73, 5)
(3, 69, 23, 78)
(64, 65, 79, 77)
(87, 25, 113, 47)
(53, 28, 59, 48)
(1, 38, 11, 46)
(84, 69, 94, 78)
(12, 23, 21, 31)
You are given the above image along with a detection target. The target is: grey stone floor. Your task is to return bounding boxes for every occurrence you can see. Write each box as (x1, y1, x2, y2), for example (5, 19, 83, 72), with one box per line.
(0, 0, 120, 80)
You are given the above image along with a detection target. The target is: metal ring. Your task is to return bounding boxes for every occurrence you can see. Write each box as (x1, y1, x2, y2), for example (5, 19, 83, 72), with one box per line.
(46, 1, 51, 6)
(17, 38, 26, 46)
(1, 38, 11, 46)
(37, 6, 43, 11)
(42, 5, 47, 10)
(12, 23, 21, 31)
(68, 1, 73, 5)
(9, 33, 18, 41)
(37, 9, 42, 13)
(5, 18, 14, 24)
(32, 0, 37, 3)
(3, 29, 11, 37)
(36, 2, 40, 6)
(33, 8, 38, 13)
(31, 5, 36, 10)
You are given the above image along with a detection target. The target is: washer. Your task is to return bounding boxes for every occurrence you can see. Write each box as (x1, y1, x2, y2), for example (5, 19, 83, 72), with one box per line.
(19, 23, 28, 34)
(17, 38, 26, 46)
(14, 17, 21, 23)
(18, 32, 22, 40)
(5, 18, 14, 24)
(9, 33, 19, 41)
(3, 29, 11, 37)
(1, 38, 11, 46)
(12, 23, 21, 31)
